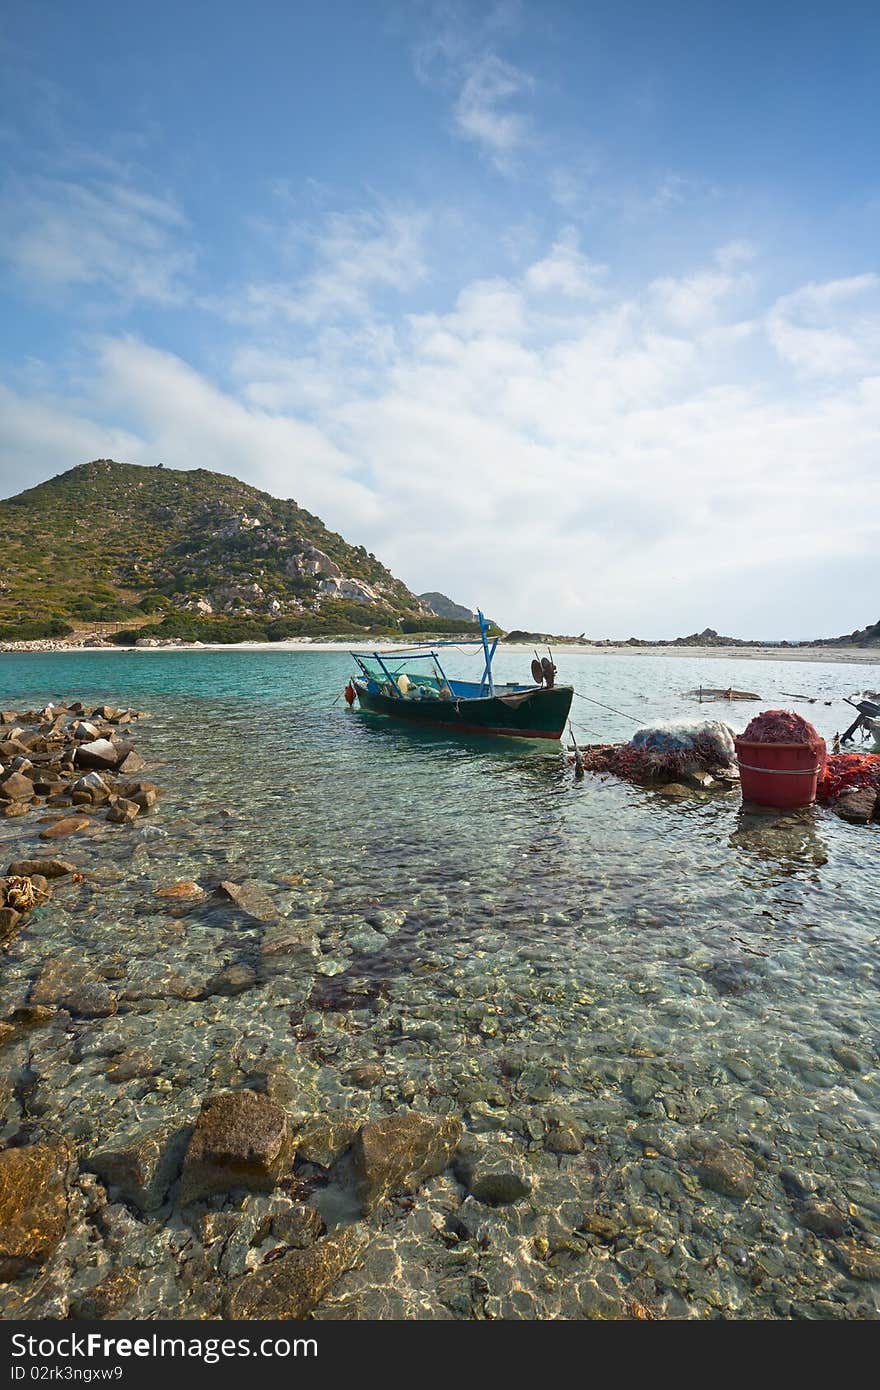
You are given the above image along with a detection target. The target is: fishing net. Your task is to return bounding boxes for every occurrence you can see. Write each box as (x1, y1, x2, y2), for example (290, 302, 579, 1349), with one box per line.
(577, 720, 736, 783)
(819, 753, 880, 803)
(740, 709, 825, 756)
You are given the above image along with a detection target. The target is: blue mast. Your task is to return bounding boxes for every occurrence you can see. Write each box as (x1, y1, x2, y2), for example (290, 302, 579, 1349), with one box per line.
(478, 610, 498, 696)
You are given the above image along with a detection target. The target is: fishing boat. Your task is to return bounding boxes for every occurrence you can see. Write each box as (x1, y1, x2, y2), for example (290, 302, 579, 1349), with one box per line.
(346, 612, 574, 740)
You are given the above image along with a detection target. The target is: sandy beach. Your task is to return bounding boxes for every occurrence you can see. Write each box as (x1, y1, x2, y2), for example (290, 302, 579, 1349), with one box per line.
(4, 639, 879, 664)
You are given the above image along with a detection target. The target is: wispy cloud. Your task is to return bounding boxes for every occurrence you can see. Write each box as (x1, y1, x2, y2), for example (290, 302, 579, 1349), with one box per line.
(0, 173, 193, 304)
(767, 273, 880, 376)
(452, 54, 534, 167)
(210, 206, 427, 327)
(412, 1, 534, 171)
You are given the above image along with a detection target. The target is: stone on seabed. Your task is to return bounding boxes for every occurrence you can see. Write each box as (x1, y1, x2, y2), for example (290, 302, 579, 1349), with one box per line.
(349, 1111, 463, 1213)
(0, 1143, 69, 1280)
(225, 1225, 368, 1319)
(180, 1090, 293, 1203)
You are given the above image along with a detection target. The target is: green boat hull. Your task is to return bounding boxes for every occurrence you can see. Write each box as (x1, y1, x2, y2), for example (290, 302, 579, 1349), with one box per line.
(353, 681, 574, 739)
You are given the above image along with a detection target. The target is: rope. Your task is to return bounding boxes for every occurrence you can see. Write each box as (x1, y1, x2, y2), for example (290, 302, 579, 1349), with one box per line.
(572, 690, 644, 725)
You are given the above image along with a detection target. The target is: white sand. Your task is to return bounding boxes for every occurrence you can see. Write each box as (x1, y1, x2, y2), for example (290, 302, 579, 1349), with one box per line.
(12, 640, 879, 664)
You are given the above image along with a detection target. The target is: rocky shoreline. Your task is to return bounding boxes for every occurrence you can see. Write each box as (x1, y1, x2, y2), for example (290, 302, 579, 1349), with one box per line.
(2, 698, 879, 1321)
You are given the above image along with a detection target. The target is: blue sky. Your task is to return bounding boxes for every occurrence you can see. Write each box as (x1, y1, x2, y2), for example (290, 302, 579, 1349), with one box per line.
(1, 0, 879, 637)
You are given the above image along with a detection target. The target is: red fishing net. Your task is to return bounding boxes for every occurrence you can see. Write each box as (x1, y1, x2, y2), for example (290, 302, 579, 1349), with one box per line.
(739, 709, 826, 773)
(819, 753, 880, 803)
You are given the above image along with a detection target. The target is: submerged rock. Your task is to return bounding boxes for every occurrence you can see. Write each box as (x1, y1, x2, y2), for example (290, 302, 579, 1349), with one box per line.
(225, 1225, 368, 1319)
(219, 880, 278, 922)
(454, 1137, 532, 1205)
(87, 1121, 193, 1212)
(0, 1143, 69, 1279)
(691, 1138, 754, 1199)
(180, 1090, 293, 1203)
(349, 1112, 463, 1213)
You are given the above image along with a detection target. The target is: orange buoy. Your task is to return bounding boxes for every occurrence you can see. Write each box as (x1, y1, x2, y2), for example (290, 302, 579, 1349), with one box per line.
(344, 682, 356, 707)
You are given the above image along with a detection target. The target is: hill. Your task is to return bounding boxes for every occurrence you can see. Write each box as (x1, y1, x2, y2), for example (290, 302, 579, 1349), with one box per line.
(418, 591, 476, 622)
(0, 459, 478, 642)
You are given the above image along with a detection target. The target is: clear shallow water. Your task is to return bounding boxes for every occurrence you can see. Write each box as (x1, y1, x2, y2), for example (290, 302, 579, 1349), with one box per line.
(1, 648, 878, 1319)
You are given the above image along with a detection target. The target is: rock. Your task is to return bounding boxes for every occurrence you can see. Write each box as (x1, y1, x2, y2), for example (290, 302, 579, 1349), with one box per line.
(72, 771, 112, 802)
(104, 1051, 156, 1083)
(834, 789, 878, 824)
(130, 787, 157, 811)
(691, 1139, 754, 1199)
(70, 1268, 141, 1319)
(544, 1122, 585, 1155)
(0, 1143, 69, 1279)
(345, 1061, 385, 1088)
(219, 880, 278, 922)
(202, 963, 258, 997)
(797, 1198, 849, 1238)
(117, 751, 147, 775)
(225, 1226, 368, 1319)
(0, 906, 22, 943)
(39, 816, 90, 840)
(580, 1212, 621, 1241)
(180, 1090, 293, 1203)
(87, 1121, 193, 1212)
(454, 1137, 532, 1205)
(71, 720, 100, 739)
(73, 738, 120, 770)
(349, 1112, 463, 1213)
(293, 1114, 359, 1168)
(656, 782, 692, 797)
(1, 801, 31, 818)
(7, 858, 75, 878)
(107, 797, 140, 824)
(271, 1204, 323, 1249)
(260, 921, 321, 970)
(62, 983, 117, 1018)
(154, 880, 205, 900)
(833, 1240, 880, 1280)
(0, 770, 35, 801)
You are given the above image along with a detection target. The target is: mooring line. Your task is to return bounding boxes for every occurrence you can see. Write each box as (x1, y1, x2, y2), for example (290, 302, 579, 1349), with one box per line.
(572, 690, 644, 725)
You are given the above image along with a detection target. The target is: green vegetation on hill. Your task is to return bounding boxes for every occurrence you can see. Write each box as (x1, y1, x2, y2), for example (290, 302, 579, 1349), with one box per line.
(0, 459, 481, 640)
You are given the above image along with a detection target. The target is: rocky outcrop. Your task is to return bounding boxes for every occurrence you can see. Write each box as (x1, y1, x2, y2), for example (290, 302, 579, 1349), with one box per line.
(180, 1091, 293, 1203)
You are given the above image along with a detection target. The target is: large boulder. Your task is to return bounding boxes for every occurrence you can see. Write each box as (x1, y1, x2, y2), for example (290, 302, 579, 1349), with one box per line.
(86, 1120, 193, 1212)
(0, 1143, 69, 1279)
(225, 1225, 368, 1319)
(180, 1090, 293, 1203)
(74, 738, 132, 771)
(7, 858, 75, 879)
(349, 1112, 463, 1214)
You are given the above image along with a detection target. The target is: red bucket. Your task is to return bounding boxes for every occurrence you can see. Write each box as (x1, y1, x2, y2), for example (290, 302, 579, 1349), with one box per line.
(734, 738, 824, 809)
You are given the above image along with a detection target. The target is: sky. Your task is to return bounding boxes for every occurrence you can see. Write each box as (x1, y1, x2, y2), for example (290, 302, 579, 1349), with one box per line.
(1, 0, 879, 639)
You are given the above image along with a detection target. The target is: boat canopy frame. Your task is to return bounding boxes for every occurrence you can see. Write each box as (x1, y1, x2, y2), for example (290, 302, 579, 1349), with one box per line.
(351, 610, 499, 698)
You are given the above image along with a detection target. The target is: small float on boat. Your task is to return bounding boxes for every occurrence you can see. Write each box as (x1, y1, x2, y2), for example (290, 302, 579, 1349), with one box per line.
(345, 612, 574, 740)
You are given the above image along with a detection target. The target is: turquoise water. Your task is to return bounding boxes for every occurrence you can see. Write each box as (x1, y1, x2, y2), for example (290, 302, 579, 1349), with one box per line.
(1, 647, 878, 1319)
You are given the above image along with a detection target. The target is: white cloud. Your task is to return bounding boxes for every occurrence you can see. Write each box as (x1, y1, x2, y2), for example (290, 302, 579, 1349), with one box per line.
(3, 245, 879, 638)
(210, 207, 427, 327)
(412, 2, 534, 171)
(0, 174, 192, 304)
(767, 274, 880, 376)
(453, 54, 534, 167)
